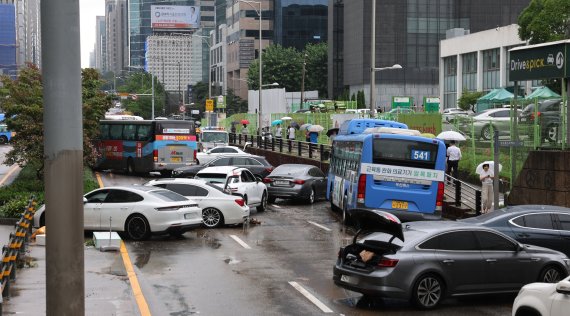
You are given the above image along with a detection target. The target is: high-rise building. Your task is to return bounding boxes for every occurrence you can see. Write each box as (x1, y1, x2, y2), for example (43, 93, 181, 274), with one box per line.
(328, 0, 531, 109)
(14, 0, 41, 69)
(95, 16, 107, 71)
(105, 0, 128, 73)
(0, 3, 16, 78)
(273, 0, 327, 51)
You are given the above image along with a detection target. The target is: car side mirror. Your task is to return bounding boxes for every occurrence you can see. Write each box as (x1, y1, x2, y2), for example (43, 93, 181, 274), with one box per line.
(83, 197, 88, 204)
(556, 279, 570, 295)
(516, 243, 525, 252)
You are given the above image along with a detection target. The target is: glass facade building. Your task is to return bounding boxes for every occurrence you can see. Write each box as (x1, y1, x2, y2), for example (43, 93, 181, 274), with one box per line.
(0, 4, 16, 79)
(274, 0, 328, 51)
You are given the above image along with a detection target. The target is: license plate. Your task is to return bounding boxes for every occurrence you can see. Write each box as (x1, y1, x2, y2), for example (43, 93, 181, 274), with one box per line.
(171, 157, 182, 162)
(274, 180, 289, 186)
(392, 200, 408, 210)
(341, 274, 356, 284)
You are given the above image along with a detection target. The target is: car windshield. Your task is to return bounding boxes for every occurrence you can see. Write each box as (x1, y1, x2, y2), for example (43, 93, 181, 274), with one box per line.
(271, 165, 307, 177)
(202, 132, 228, 143)
(149, 189, 189, 202)
(195, 173, 227, 183)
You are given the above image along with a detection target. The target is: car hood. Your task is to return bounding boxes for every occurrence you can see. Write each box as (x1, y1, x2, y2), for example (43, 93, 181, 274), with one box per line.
(347, 208, 404, 243)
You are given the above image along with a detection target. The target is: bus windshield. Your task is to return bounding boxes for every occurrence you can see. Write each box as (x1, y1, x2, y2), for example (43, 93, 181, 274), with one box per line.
(202, 132, 228, 143)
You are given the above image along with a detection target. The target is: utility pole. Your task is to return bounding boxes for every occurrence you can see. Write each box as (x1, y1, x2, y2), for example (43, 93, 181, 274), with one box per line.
(300, 53, 307, 110)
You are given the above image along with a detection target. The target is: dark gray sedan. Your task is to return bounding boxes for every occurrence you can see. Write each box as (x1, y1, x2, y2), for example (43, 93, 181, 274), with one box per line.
(263, 164, 327, 204)
(333, 209, 570, 310)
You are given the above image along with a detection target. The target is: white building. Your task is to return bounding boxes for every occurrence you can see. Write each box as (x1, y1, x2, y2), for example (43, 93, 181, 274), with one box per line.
(439, 24, 528, 109)
(210, 24, 227, 97)
(145, 35, 203, 97)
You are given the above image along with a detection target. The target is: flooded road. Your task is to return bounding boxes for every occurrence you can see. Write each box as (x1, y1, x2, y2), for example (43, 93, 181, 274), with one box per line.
(101, 171, 513, 316)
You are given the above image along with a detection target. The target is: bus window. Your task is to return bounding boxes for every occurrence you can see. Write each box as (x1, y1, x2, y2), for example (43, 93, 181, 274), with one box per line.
(136, 125, 152, 141)
(109, 125, 123, 140)
(123, 124, 137, 141)
(99, 124, 110, 139)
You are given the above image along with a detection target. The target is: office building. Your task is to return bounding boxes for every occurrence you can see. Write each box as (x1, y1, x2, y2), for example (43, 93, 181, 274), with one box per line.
(14, 0, 41, 69)
(328, 0, 531, 110)
(274, 0, 327, 51)
(105, 0, 128, 73)
(95, 16, 107, 71)
(0, 3, 16, 78)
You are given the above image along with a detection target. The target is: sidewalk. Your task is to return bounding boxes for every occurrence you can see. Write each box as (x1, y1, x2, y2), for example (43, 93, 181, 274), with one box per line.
(0, 224, 139, 315)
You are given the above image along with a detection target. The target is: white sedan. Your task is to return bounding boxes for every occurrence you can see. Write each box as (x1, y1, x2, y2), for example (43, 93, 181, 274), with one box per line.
(33, 185, 202, 240)
(513, 275, 570, 316)
(196, 146, 251, 165)
(195, 166, 268, 212)
(144, 178, 250, 228)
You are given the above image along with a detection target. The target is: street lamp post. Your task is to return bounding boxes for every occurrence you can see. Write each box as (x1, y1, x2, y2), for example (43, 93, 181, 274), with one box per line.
(300, 53, 307, 110)
(238, 0, 262, 134)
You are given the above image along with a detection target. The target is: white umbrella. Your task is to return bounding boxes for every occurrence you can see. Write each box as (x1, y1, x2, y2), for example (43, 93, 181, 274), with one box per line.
(436, 131, 466, 141)
(476, 161, 502, 174)
(308, 125, 324, 132)
(281, 116, 293, 120)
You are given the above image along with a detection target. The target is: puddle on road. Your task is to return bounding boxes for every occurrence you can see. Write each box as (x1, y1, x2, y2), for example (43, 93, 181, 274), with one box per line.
(198, 232, 221, 249)
(134, 250, 151, 268)
(223, 257, 241, 265)
(336, 295, 387, 310)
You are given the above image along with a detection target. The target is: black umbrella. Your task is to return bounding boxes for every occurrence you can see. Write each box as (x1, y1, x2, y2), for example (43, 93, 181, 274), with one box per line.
(326, 128, 339, 137)
(231, 121, 240, 125)
(290, 121, 300, 129)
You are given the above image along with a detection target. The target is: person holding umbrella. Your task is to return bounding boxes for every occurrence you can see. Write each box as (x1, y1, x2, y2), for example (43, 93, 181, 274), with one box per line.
(446, 140, 461, 180)
(479, 163, 494, 213)
(288, 125, 296, 140)
(275, 124, 282, 139)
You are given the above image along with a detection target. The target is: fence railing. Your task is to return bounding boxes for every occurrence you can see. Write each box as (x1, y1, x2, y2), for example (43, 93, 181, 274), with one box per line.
(0, 196, 37, 313)
(230, 133, 332, 162)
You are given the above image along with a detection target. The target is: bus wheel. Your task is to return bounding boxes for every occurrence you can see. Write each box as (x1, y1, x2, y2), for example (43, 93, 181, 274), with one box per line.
(0, 136, 7, 144)
(126, 158, 135, 175)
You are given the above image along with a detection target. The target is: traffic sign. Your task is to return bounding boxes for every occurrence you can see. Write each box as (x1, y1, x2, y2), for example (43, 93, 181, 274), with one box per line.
(179, 105, 186, 113)
(130, 94, 138, 101)
(206, 99, 214, 112)
(498, 140, 524, 147)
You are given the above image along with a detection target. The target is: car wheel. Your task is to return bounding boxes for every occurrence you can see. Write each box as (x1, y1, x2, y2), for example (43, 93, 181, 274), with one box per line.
(307, 188, 315, 204)
(126, 158, 135, 175)
(481, 125, 493, 140)
(514, 306, 542, 316)
(257, 192, 267, 212)
(411, 274, 444, 309)
(268, 196, 276, 204)
(0, 136, 8, 145)
(202, 207, 224, 228)
(539, 265, 564, 283)
(125, 214, 151, 241)
(545, 124, 558, 142)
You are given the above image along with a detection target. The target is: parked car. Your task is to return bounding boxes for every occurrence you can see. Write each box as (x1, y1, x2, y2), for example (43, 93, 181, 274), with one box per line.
(263, 164, 327, 204)
(460, 205, 570, 257)
(196, 146, 251, 165)
(512, 275, 570, 316)
(333, 209, 570, 309)
(442, 107, 470, 123)
(144, 178, 250, 228)
(195, 166, 268, 212)
(32, 185, 202, 240)
(387, 107, 415, 115)
(173, 155, 274, 179)
(519, 99, 561, 142)
(458, 108, 522, 140)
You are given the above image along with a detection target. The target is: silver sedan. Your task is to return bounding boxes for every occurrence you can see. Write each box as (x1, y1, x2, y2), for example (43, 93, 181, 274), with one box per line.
(333, 209, 570, 309)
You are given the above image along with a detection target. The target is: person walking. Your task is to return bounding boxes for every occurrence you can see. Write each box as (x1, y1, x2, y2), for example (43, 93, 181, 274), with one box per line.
(446, 140, 461, 180)
(305, 130, 311, 142)
(479, 163, 494, 213)
(275, 124, 282, 139)
(288, 125, 296, 140)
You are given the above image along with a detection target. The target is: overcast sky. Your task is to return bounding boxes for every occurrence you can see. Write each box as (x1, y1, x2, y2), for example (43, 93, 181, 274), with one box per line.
(80, 0, 105, 68)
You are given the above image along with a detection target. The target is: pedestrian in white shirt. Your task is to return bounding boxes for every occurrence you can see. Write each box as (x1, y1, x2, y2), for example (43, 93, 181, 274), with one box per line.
(276, 124, 282, 138)
(446, 140, 462, 179)
(288, 125, 296, 140)
(479, 163, 494, 213)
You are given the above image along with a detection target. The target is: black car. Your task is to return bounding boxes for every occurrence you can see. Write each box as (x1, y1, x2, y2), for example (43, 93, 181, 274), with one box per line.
(519, 99, 561, 142)
(172, 155, 274, 179)
(460, 205, 570, 257)
(263, 164, 327, 204)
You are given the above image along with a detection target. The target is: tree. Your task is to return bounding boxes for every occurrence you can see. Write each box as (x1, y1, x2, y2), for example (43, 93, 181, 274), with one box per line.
(0, 64, 111, 179)
(119, 72, 165, 119)
(225, 88, 248, 115)
(304, 43, 328, 98)
(457, 90, 485, 111)
(518, 0, 570, 44)
(247, 44, 303, 92)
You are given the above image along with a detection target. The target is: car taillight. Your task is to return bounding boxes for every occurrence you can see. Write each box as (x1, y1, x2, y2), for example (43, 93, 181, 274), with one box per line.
(193, 150, 197, 160)
(234, 199, 245, 206)
(153, 149, 158, 162)
(292, 179, 305, 185)
(262, 178, 273, 183)
(265, 167, 274, 173)
(436, 182, 444, 208)
(357, 174, 366, 203)
(377, 258, 399, 268)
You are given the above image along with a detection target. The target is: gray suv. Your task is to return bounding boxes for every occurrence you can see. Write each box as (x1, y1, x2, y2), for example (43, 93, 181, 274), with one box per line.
(519, 99, 561, 142)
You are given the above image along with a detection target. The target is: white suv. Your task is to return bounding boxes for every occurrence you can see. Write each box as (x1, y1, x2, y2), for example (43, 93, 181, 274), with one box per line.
(195, 166, 268, 212)
(512, 275, 570, 316)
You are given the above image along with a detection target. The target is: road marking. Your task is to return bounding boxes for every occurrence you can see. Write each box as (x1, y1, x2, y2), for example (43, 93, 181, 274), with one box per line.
(288, 281, 333, 313)
(0, 164, 20, 186)
(230, 235, 251, 249)
(100, 174, 151, 316)
(120, 241, 152, 316)
(307, 221, 331, 232)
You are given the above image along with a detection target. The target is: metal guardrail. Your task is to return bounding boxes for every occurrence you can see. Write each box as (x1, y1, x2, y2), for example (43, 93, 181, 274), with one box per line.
(230, 133, 332, 162)
(444, 175, 481, 214)
(0, 196, 37, 313)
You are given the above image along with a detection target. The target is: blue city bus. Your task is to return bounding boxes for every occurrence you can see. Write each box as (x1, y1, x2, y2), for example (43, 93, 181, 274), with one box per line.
(327, 119, 447, 221)
(0, 123, 13, 144)
(95, 120, 197, 176)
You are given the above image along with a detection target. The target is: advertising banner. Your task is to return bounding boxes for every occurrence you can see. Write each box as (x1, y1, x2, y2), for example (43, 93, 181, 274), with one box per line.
(216, 95, 226, 109)
(392, 96, 413, 109)
(151, 5, 200, 29)
(509, 42, 569, 81)
(423, 97, 440, 113)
